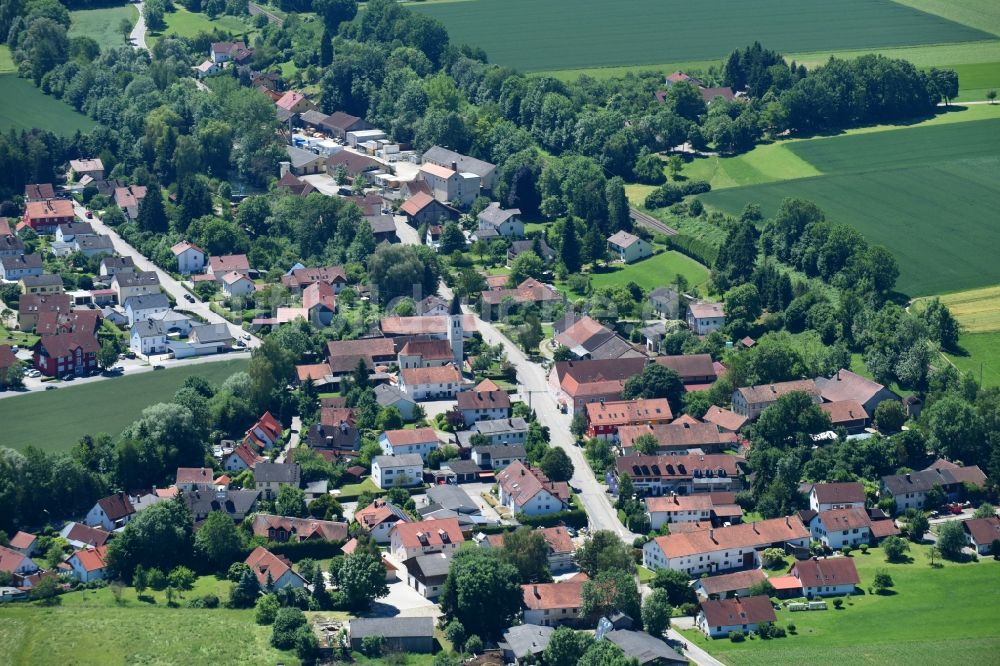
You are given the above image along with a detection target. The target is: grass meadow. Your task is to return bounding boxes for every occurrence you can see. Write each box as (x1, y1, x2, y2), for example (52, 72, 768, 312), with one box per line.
(699, 113, 1000, 296)
(685, 545, 1000, 666)
(0, 74, 96, 135)
(0, 45, 13, 73)
(0, 359, 248, 453)
(587, 250, 711, 293)
(0, 576, 298, 666)
(148, 7, 250, 46)
(68, 5, 138, 49)
(415, 0, 992, 72)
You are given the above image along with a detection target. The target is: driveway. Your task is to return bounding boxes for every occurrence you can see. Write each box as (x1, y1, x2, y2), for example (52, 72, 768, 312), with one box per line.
(74, 202, 260, 350)
(130, 1, 147, 50)
(368, 577, 441, 619)
(275, 415, 302, 463)
(666, 625, 726, 666)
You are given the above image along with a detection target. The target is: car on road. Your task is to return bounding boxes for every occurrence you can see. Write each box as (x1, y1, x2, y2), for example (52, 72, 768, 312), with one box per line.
(947, 503, 964, 515)
(153, 364, 165, 370)
(184, 294, 195, 303)
(45, 385, 57, 390)
(234, 340, 246, 348)
(242, 333, 251, 341)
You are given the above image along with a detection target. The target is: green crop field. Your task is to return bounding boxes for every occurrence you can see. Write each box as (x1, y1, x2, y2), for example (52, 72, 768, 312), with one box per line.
(685, 546, 1000, 666)
(0, 577, 298, 665)
(587, 250, 711, 293)
(946, 331, 1000, 387)
(0, 74, 96, 135)
(68, 4, 138, 49)
(0, 359, 247, 453)
(414, 0, 992, 73)
(700, 114, 1000, 296)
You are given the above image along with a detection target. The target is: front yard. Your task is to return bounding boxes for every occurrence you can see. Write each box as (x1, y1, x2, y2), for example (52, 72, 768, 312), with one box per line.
(683, 545, 1000, 665)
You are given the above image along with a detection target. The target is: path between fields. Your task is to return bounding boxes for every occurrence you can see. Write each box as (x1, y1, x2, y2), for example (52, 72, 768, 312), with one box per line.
(130, 1, 148, 51)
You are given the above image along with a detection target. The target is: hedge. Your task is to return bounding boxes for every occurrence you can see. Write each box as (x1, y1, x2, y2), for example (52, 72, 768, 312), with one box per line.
(516, 497, 589, 529)
(667, 234, 719, 268)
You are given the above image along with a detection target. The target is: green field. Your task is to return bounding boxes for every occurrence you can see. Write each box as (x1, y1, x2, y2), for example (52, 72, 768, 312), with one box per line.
(945, 331, 1000, 387)
(587, 250, 711, 293)
(700, 114, 1000, 296)
(686, 546, 1000, 666)
(415, 0, 992, 73)
(0, 359, 248, 453)
(149, 7, 250, 45)
(68, 4, 138, 49)
(0, 74, 96, 135)
(0, 577, 298, 666)
(0, 45, 13, 74)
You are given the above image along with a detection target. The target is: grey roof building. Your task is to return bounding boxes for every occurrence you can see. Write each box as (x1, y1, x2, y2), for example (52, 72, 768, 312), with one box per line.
(349, 617, 434, 653)
(422, 146, 496, 187)
(501, 624, 555, 663)
(190, 323, 233, 345)
(424, 484, 478, 514)
(603, 629, 686, 665)
(374, 453, 423, 469)
(124, 293, 170, 311)
(20, 274, 62, 289)
(183, 488, 260, 524)
(473, 417, 529, 436)
(254, 462, 302, 485)
(401, 550, 452, 598)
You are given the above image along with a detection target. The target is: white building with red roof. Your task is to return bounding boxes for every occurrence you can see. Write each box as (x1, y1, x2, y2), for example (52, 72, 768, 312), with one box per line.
(686, 301, 726, 335)
(522, 576, 588, 627)
(496, 461, 570, 517)
(222, 443, 265, 472)
(175, 467, 216, 492)
(244, 411, 283, 450)
(67, 545, 109, 583)
(8, 531, 37, 556)
(379, 428, 439, 461)
(354, 499, 412, 543)
(171, 240, 205, 275)
(84, 492, 135, 531)
(389, 517, 464, 562)
(697, 595, 776, 638)
(399, 364, 464, 400)
(245, 546, 307, 590)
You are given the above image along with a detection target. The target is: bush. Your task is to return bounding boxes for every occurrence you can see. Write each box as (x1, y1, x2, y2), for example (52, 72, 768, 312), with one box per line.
(255, 593, 281, 625)
(859, 544, 869, 554)
(271, 607, 307, 649)
(729, 630, 745, 642)
(360, 635, 384, 657)
(841, 545, 852, 557)
(786, 623, 797, 634)
(187, 594, 219, 608)
(679, 602, 697, 616)
(833, 598, 843, 609)
(444, 620, 466, 651)
(465, 634, 483, 654)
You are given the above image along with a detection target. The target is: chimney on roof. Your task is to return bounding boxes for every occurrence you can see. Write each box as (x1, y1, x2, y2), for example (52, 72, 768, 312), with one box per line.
(905, 473, 911, 482)
(785, 516, 791, 527)
(451, 161, 458, 171)
(533, 585, 539, 598)
(709, 529, 716, 544)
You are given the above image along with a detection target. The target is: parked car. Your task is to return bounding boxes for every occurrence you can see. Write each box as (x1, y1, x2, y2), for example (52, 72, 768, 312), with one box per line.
(45, 385, 57, 390)
(947, 503, 963, 515)
(153, 364, 165, 370)
(85, 210, 93, 219)
(184, 294, 195, 303)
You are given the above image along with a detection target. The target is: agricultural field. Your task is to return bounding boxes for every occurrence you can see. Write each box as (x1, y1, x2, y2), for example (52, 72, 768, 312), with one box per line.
(0, 578, 298, 666)
(415, 0, 993, 73)
(945, 331, 1000, 387)
(0, 359, 248, 453)
(587, 250, 711, 293)
(699, 112, 1000, 297)
(0, 75, 96, 135)
(68, 4, 138, 49)
(919, 285, 1000, 333)
(685, 546, 1000, 666)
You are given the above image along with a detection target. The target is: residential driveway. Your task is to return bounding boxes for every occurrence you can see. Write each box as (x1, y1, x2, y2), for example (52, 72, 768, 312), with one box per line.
(456, 482, 503, 523)
(422, 400, 457, 421)
(130, 1, 147, 50)
(75, 201, 260, 350)
(394, 216, 421, 246)
(369, 577, 441, 619)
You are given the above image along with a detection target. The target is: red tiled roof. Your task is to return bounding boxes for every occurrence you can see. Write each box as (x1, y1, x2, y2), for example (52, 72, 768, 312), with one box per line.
(391, 517, 464, 550)
(702, 405, 748, 432)
(585, 398, 673, 427)
(816, 508, 871, 531)
(820, 400, 869, 424)
(297, 363, 332, 382)
(245, 546, 302, 586)
(383, 428, 438, 446)
(400, 191, 436, 216)
(0, 345, 16, 370)
(792, 557, 860, 587)
(303, 281, 336, 311)
(208, 254, 249, 273)
(497, 461, 570, 508)
(964, 516, 1000, 545)
(811, 482, 865, 505)
(380, 314, 477, 336)
(401, 364, 462, 386)
(63, 523, 110, 547)
(521, 579, 586, 610)
(0, 546, 29, 574)
(456, 389, 511, 411)
(479, 278, 562, 306)
(71, 545, 108, 573)
(355, 499, 409, 531)
(399, 339, 453, 361)
(650, 516, 808, 559)
(736, 379, 820, 405)
(251, 514, 348, 542)
(276, 91, 308, 111)
(696, 568, 766, 595)
(175, 467, 214, 485)
(539, 526, 575, 555)
(24, 199, 73, 221)
(618, 422, 736, 451)
(96, 492, 134, 521)
(699, 595, 776, 627)
(37, 329, 99, 359)
(9, 531, 36, 550)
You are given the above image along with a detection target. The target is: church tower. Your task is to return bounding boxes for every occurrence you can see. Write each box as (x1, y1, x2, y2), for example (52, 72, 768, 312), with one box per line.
(448, 295, 463, 368)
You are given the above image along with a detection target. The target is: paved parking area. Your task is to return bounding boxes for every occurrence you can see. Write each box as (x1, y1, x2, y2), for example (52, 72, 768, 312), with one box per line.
(369, 575, 442, 619)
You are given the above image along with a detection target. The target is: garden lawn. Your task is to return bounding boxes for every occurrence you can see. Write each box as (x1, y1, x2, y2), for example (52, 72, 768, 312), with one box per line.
(685, 546, 1000, 666)
(68, 5, 138, 49)
(415, 0, 992, 73)
(334, 477, 382, 501)
(587, 250, 710, 292)
(0, 75, 96, 136)
(700, 115, 1000, 296)
(0, 358, 248, 453)
(945, 331, 1000, 388)
(149, 7, 250, 45)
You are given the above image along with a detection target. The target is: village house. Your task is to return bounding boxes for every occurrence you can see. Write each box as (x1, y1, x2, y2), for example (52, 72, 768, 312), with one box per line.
(654, 354, 719, 389)
(649, 287, 681, 319)
(462, 417, 529, 446)
(276, 170, 317, 196)
(20, 274, 63, 296)
(171, 241, 205, 275)
(130, 319, 167, 356)
(67, 545, 109, 583)
(325, 150, 382, 182)
(251, 514, 348, 543)
(809, 508, 874, 549)
(476, 202, 523, 239)
(697, 596, 776, 638)
(210, 41, 252, 64)
(963, 516, 1000, 555)
(508, 238, 556, 266)
(554, 316, 616, 359)
(643, 516, 809, 575)
(69, 158, 105, 182)
(254, 462, 301, 500)
(112, 271, 160, 303)
(379, 428, 440, 461)
(194, 60, 220, 78)
(244, 411, 283, 450)
(59, 522, 110, 550)
(283, 145, 325, 177)
(281, 265, 348, 294)
(8, 531, 36, 556)
(221, 271, 255, 298)
(645, 492, 744, 530)
(72, 235, 114, 259)
(113, 185, 147, 220)
(207, 254, 250, 279)
(222, 443, 264, 473)
(184, 488, 260, 525)
(456, 389, 511, 426)
(354, 499, 412, 543)
(618, 421, 737, 456)
(607, 230, 653, 264)
(275, 90, 315, 115)
(399, 191, 458, 227)
(0, 545, 39, 578)
(33, 329, 100, 377)
(702, 405, 749, 433)
(175, 467, 215, 493)
(686, 301, 726, 335)
(399, 364, 464, 400)
(372, 454, 424, 489)
(880, 460, 987, 513)
(389, 517, 465, 562)
(18, 293, 71, 331)
(549, 357, 648, 415)
(85, 493, 135, 531)
(522, 577, 588, 627)
(124, 293, 170, 326)
(302, 281, 336, 325)
(539, 526, 577, 573)
(306, 407, 360, 451)
(327, 337, 396, 376)
(23, 199, 74, 233)
(397, 339, 453, 369)
(693, 568, 767, 600)
(246, 546, 307, 590)
(100, 255, 135, 278)
(187, 323, 234, 352)
(0, 254, 43, 281)
(809, 482, 866, 513)
(585, 398, 674, 441)
(349, 617, 434, 654)
(815, 368, 901, 416)
(320, 111, 372, 140)
(418, 162, 480, 208)
(55, 222, 93, 244)
(731, 379, 821, 420)
(788, 556, 860, 598)
(471, 444, 528, 470)
(819, 400, 870, 433)
(615, 453, 745, 496)
(0, 345, 15, 389)
(401, 551, 452, 599)
(422, 146, 497, 189)
(0, 231, 25, 257)
(497, 461, 570, 517)
(24, 183, 56, 201)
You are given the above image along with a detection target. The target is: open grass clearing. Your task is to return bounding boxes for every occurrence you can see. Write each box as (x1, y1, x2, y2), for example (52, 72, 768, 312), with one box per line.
(944, 331, 1000, 387)
(915, 285, 1000, 333)
(68, 4, 138, 50)
(943, 61, 1000, 101)
(0, 45, 14, 74)
(0, 74, 96, 136)
(584, 250, 710, 294)
(700, 115, 1000, 296)
(148, 7, 250, 46)
(0, 358, 248, 453)
(415, 0, 991, 73)
(685, 545, 1000, 666)
(891, 0, 1000, 35)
